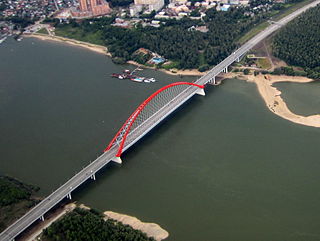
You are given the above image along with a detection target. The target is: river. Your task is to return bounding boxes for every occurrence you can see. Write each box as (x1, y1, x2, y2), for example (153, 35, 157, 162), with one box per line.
(1, 37, 320, 241)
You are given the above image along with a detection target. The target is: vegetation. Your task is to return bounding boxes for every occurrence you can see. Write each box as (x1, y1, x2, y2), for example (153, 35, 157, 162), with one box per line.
(42, 208, 155, 241)
(272, 5, 320, 79)
(0, 176, 40, 232)
(243, 68, 250, 75)
(0, 3, 6, 11)
(271, 66, 307, 76)
(37, 28, 49, 34)
(238, 22, 269, 45)
(238, 0, 310, 44)
(49, 0, 311, 70)
(256, 58, 272, 69)
(54, 8, 264, 69)
(0, 16, 35, 29)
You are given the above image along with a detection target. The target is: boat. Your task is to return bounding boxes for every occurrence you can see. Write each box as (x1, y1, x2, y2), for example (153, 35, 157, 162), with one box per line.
(118, 75, 124, 79)
(126, 74, 137, 79)
(149, 78, 156, 82)
(131, 77, 143, 82)
(123, 69, 131, 73)
(0, 37, 7, 44)
(144, 79, 151, 83)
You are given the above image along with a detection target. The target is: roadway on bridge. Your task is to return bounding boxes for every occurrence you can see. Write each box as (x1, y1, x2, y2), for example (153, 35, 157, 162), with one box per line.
(1, 1, 320, 240)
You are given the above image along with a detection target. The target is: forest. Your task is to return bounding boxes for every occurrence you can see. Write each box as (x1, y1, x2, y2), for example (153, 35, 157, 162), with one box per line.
(0, 176, 40, 232)
(272, 5, 320, 79)
(54, 7, 265, 70)
(42, 208, 155, 241)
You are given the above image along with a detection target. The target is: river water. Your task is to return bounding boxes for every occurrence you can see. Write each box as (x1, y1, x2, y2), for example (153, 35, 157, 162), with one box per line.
(1, 37, 320, 241)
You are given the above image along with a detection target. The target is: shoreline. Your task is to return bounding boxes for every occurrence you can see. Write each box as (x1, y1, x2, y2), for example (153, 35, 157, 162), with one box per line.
(25, 33, 320, 128)
(104, 211, 169, 241)
(127, 60, 207, 76)
(21, 203, 77, 241)
(26, 33, 205, 77)
(24, 33, 112, 56)
(20, 203, 168, 241)
(225, 73, 320, 128)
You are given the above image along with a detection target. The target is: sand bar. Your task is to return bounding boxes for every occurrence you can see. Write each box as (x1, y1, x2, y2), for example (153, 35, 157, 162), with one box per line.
(104, 211, 169, 241)
(245, 74, 320, 128)
(24, 34, 320, 127)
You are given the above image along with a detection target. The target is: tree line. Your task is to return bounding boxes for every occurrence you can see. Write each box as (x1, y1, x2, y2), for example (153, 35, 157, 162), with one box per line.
(42, 207, 155, 241)
(272, 5, 320, 79)
(0, 176, 40, 232)
(55, 7, 265, 70)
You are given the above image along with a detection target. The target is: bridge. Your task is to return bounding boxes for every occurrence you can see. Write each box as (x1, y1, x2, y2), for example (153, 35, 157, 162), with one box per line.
(1, 1, 320, 240)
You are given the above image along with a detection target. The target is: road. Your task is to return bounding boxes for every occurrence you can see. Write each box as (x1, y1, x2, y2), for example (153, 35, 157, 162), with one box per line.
(1, 1, 319, 240)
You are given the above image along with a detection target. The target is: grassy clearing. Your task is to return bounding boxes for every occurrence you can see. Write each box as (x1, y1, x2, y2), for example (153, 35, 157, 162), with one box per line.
(162, 61, 180, 70)
(55, 26, 105, 46)
(238, 22, 269, 44)
(272, 0, 314, 21)
(37, 28, 49, 34)
(257, 58, 272, 69)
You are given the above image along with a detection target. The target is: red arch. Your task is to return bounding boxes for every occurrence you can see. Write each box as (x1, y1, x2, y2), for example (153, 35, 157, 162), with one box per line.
(104, 82, 204, 157)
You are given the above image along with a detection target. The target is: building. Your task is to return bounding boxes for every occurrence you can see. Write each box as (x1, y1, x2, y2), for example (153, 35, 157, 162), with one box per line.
(134, 0, 164, 12)
(220, 4, 231, 11)
(72, 0, 111, 18)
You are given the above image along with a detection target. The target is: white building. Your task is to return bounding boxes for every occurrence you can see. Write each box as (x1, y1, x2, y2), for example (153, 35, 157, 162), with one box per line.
(134, 0, 165, 12)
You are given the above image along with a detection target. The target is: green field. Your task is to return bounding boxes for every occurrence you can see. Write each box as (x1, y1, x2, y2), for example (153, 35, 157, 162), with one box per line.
(55, 26, 105, 46)
(37, 28, 49, 34)
(257, 58, 272, 70)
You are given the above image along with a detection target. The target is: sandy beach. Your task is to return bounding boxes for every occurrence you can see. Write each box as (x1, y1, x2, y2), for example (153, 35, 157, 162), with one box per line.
(242, 74, 320, 128)
(25, 33, 111, 56)
(104, 211, 169, 241)
(26, 34, 204, 77)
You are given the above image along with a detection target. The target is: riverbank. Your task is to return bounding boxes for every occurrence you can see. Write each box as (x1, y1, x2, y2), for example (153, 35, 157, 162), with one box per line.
(104, 211, 169, 241)
(20, 203, 168, 241)
(0, 176, 41, 234)
(226, 73, 320, 128)
(26, 33, 205, 77)
(127, 60, 207, 77)
(21, 203, 76, 241)
(24, 33, 111, 56)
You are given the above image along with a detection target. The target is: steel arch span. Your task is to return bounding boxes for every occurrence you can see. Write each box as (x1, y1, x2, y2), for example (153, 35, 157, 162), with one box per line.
(104, 82, 205, 158)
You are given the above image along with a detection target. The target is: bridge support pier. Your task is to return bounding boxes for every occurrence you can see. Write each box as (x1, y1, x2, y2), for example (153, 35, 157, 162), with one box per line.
(195, 88, 205, 96)
(112, 156, 122, 164)
(211, 76, 216, 85)
(91, 173, 96, 181)
(67, 193, 72, 199)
